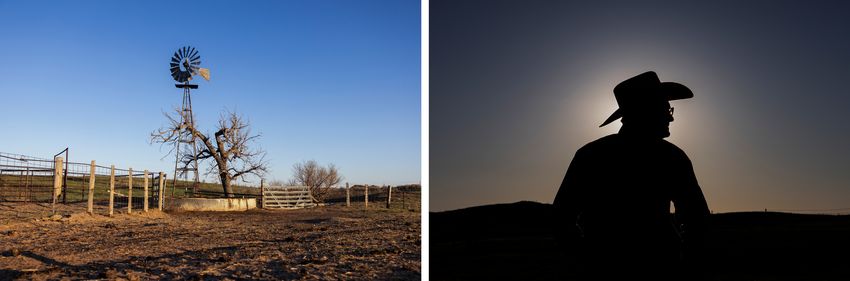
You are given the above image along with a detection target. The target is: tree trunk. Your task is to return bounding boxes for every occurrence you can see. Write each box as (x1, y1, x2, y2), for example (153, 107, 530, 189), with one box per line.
(220, 173, 233, 198)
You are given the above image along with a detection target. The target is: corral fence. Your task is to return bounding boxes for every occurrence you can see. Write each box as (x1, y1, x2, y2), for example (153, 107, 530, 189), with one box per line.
(0, 151, 166, 215)
(2, 151, 420, 213)
(328, 183, 421, 210)
(257, 183, 420, 210)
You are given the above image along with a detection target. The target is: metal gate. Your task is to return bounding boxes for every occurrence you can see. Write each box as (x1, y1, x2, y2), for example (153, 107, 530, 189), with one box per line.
(261, 186, 316, 209)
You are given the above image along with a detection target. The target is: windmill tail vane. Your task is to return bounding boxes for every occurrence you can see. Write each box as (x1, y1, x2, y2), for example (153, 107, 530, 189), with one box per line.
(199, 68, 210, 81)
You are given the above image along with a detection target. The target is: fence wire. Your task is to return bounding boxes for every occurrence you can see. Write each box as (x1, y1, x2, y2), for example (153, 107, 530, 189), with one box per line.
(0, 152, 56, 202)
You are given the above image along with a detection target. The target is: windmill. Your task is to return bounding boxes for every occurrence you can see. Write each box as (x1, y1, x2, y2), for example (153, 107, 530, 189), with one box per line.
(169, 46, 210, 195)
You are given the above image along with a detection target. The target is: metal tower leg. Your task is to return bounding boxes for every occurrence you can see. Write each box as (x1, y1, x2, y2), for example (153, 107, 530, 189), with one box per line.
(172, 83, 201, 197)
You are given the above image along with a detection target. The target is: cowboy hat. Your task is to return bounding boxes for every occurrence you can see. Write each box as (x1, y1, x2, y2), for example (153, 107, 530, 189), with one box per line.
(599, 71, 693, 127)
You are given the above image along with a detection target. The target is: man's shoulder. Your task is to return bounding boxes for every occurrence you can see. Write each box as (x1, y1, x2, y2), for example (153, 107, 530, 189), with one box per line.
(659, 139, 688, 156)
(579, 134, 688, 156)
(575, 134, 620, 156)
(657, 139, 694, 164)
(580, 134, 619, 149)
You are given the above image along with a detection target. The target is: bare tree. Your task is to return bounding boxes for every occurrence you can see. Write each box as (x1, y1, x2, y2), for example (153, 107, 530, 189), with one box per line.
(151, 109, 268, 197)
(289, 160, 342, 202)
(268, 179, 287, 187)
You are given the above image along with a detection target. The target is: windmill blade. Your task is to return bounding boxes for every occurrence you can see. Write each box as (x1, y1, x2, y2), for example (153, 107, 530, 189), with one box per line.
(169, 46, 207, 83)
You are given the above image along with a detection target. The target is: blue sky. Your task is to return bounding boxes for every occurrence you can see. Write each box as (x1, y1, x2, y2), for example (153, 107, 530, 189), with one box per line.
(0, 1, 421, 186)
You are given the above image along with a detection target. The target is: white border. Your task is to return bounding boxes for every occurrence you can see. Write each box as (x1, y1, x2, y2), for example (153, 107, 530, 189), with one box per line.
(421, 0, 430, 279)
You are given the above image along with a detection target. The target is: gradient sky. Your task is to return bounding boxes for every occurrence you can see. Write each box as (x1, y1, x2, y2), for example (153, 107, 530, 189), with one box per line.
(0, 1, 420, 186)
(432, 0, 850, 213)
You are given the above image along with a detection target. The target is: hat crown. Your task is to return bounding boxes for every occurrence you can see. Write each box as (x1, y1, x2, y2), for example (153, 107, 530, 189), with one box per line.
(598, 71, 694, 127)
(613, 71, 665, 109)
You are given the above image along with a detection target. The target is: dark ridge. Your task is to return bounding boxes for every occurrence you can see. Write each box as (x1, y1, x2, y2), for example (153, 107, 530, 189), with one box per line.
(432, 202, 850, 280)
(432, 201, 553, 241)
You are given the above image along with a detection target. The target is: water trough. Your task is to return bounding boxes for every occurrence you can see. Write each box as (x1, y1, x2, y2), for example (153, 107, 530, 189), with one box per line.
(167, 198, 257, 211)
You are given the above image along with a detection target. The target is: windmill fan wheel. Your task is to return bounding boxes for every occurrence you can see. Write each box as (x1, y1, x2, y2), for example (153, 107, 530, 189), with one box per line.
(169, 46, 201, 83)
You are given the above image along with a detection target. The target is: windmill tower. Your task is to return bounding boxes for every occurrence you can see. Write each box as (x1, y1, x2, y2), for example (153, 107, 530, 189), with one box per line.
(169, 46, 210, 195)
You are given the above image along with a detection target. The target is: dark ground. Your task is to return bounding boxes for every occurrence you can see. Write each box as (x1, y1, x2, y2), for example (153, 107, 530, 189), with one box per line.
(0, 200, 420, 280)
(431, 201, 850, 281)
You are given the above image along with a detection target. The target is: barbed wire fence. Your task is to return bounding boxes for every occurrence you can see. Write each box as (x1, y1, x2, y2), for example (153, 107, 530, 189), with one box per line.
(0, 151, 166, 216)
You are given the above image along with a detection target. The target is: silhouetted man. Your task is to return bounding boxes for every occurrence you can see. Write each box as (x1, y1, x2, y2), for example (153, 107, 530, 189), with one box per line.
(553, 71, 710, 280)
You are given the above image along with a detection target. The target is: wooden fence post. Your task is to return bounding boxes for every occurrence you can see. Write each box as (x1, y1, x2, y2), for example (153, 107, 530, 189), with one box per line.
(364, 184, 369, 208)
(158, 172, 165, 211)
(128, 168, 133, 214)
(61, 149, 67, 204)
(143, 170, 149, 212)
(162, 174, 168, 208)
(52, 157, 63, 215)
(386, 185, 392, 209)
(87, 160, 96, 214)
(260, 179, 265, 209)
(346, 182, 350, 207)
(109, 165, 115, 216)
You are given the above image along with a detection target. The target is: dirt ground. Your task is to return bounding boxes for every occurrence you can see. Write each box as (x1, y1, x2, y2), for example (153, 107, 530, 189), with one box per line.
(0, 202, 420, 280)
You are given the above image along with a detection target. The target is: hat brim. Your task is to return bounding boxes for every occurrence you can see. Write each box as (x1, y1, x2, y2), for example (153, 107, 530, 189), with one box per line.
(662, 82, 693, 100)
(599, 82, 693, 127)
